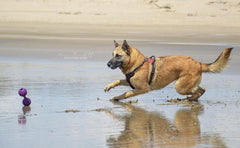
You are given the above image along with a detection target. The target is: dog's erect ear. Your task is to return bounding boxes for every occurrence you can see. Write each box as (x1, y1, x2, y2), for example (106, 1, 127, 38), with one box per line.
(114, 40, 119, 48)
(122, 40, 129, 51)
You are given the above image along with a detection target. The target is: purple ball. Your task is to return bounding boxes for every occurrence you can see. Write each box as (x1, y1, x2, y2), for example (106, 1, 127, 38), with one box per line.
(22, 97, 31, 106)
(18, 88, 27, 97)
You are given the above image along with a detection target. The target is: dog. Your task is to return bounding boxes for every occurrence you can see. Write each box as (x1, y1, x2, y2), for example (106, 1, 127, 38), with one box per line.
(105, 40, 233, 101)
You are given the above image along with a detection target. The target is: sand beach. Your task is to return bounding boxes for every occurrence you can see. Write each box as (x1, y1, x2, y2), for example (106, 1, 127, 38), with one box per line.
(0, 0, 240, 147)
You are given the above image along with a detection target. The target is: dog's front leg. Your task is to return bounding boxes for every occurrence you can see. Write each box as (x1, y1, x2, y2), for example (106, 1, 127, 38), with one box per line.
(104, 79, 129, 92)
(111, 89, 149, 101)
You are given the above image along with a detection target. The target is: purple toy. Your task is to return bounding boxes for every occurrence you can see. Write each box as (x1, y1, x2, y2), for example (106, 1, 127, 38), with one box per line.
(18, 88, 27, 97)
(22, 97, 31, 106)
(18, 88, 31, 106)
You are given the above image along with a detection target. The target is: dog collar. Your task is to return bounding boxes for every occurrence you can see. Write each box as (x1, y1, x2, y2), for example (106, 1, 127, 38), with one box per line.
(125, 56, 156, 89)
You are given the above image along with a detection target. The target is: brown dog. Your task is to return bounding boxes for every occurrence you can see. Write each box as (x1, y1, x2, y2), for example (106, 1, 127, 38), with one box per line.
(105, 40, 233, 101)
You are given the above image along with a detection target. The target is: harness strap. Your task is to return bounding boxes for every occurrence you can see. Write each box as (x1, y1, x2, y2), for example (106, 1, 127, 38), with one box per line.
(126, 74, 135, 89)
(125, 60, 146, 89)
(148, 56, 156, 85)
(125, 56, 156, 89)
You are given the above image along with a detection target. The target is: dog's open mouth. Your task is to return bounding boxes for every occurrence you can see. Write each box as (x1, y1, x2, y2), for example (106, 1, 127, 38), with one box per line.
(109, 62, 123, 69)
(107, 60, 123, 69)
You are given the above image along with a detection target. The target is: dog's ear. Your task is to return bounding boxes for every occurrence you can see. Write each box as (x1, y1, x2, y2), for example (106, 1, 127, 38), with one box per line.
(114, 40, 119, 48)
(122, 40, 129, 51)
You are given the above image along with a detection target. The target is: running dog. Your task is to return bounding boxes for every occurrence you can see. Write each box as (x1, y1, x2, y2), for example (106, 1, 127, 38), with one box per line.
(105, 40, 233, 101)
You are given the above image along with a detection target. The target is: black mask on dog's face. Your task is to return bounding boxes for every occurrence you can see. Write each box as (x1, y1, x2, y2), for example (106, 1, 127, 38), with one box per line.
(107, 54, 124, 69)
(107, 40, 130, 69)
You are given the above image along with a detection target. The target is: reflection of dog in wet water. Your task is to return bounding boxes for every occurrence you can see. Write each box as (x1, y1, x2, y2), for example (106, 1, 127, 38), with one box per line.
(106, 101, 226, 147)
(105, 40, 233, 101)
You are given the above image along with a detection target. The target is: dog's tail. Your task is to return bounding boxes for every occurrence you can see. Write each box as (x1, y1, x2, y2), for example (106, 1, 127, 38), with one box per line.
(201, 48, 233, 73)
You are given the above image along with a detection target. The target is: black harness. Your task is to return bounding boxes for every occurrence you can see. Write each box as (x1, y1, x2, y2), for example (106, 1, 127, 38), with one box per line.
(125, 56, 156, 89)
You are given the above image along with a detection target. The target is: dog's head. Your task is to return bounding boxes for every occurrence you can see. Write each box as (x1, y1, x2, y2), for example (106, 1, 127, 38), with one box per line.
(107, 40, 131, 69)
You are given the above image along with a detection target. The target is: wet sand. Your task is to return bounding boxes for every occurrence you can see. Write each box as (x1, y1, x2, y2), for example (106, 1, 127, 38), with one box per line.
(0, 25, 240, 148)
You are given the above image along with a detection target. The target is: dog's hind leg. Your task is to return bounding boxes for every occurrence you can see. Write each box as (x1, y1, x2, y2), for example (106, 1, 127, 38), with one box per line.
(104, 79, 129, 92)
(175, 74, 205, 101)
(111, 89, 149, 101)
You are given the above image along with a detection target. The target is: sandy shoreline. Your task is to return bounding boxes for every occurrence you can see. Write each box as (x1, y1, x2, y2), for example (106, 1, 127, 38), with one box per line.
(0, 22, 240, 45)
(0, 36, 240, 147)
(0, 1, 240, 147)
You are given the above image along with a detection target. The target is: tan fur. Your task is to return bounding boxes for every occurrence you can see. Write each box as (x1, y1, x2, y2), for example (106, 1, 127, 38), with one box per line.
(202, 48, 233, 73)
(105, 41, 233, 101)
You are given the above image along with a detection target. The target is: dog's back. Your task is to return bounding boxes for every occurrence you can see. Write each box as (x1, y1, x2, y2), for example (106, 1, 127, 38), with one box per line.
(151, 55, 201, 90)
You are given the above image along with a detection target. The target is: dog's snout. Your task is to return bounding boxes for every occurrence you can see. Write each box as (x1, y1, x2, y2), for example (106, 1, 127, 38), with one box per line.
(107, 61, 112, 67)
(107, 58, 122, 69)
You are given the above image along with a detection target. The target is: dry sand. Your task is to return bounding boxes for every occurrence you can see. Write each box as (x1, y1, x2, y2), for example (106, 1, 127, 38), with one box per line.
(0, 0, 240, 27)
(0, 0, 240, 45)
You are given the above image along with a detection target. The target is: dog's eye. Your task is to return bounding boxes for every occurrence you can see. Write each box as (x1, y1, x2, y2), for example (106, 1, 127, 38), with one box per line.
(116, 54, 122, 59)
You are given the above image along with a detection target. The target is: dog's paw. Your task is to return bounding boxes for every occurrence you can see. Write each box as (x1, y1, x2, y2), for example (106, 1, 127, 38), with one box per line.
(104, 85, 112, 92)
(110, 97, 119, 102)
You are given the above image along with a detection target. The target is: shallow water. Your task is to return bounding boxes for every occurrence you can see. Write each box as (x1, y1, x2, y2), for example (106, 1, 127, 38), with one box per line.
(0, 36, 240, 148)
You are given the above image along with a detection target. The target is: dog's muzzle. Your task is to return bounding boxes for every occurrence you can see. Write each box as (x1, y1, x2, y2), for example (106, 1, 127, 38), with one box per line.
(107, 59, 122, 69)
(107, 61, 114, 69)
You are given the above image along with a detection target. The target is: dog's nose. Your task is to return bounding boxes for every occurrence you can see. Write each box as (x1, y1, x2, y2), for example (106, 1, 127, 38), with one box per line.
(107, 62, 112, 67)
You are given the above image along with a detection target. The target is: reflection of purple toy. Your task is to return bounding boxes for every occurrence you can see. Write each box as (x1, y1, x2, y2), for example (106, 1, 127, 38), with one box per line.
(18, 88, 31, 106)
